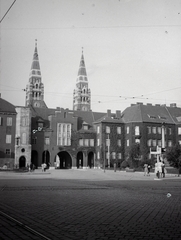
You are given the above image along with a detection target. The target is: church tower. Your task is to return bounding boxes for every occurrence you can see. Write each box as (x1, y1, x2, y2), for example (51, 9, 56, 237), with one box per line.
(25, 40, 47, 108)
(73, 49, 91, 111)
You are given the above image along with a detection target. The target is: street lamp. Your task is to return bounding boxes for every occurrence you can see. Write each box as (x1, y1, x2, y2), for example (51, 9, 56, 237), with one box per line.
(107, 134, 110, 168)
(161, 122, 166, 155)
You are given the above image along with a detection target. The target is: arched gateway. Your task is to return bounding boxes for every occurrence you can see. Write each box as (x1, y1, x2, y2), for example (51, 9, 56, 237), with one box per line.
(88, 152, 94, 168)
(19, 156, 26, 168)
(57, 151, 72, 169)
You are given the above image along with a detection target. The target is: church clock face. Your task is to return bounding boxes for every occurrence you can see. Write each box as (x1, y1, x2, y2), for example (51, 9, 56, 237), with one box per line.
(82, 106, 87, 111)
(34, 101, 40, 107)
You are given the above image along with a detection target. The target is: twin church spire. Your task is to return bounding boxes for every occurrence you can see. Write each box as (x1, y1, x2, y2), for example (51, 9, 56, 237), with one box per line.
(26, 42, 91, 111)
(73, 48, 91, 111)
(25, 40, 47, 108)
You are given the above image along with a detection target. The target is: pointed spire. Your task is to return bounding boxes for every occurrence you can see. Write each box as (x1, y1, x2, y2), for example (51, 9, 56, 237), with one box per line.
(78, 47, 87, 77)
(31, 39, 40, 70)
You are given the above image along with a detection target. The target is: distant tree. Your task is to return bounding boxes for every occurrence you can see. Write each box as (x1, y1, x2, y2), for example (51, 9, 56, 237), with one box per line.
(166, 143, 181, 176)
(128, 143, 141, 168)
(120, 160, 129, 169)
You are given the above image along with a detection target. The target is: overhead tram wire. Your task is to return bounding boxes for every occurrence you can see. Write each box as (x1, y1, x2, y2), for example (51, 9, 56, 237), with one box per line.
(1, 84, 181, 105)
(0, 0, 16, 23)
(2, 24, 181, 30)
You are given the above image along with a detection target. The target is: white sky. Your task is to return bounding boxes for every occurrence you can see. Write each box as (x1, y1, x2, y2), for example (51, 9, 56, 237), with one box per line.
(0, 0, 181, 113)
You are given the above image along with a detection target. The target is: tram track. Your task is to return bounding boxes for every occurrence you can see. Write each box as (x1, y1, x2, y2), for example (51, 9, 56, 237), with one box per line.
(0, 210, 52, 240)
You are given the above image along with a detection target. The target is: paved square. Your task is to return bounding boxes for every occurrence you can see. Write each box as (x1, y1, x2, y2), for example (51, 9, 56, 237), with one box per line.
(0, 169, 181, 240)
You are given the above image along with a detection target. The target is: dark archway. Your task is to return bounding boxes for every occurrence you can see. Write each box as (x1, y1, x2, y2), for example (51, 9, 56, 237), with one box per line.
(31, 150, 38, 168)
(77, 152, 83, 168)
(88, 152, 94, 168)
(58, 151, 72, 169)
(19, 156, 26, 168)
(42, 150, 50, 168)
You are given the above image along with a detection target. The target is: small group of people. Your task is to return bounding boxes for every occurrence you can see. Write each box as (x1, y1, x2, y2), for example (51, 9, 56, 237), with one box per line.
(155, 160, 166, 178)
(143, 161, 166, 178)
(41, 162, 51, 172)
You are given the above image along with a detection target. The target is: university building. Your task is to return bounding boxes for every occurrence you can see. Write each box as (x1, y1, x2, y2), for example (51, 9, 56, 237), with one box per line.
(0, 41, 181, 169)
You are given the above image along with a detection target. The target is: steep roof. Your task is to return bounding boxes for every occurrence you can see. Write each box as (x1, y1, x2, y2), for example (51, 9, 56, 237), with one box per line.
(94, 114, 124, 124)
(30, 106, 106, 126)
(122, 103, 176, 124)
(0, 98, 16, 114)
(30, 105, 56, 119)
(165, 106, 181, 124)
(72, 110, 106, 126)
(122, 104, 143, 123)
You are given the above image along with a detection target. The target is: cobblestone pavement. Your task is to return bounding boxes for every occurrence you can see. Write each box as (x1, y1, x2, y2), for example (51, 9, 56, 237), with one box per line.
(0, 169, 181, 240)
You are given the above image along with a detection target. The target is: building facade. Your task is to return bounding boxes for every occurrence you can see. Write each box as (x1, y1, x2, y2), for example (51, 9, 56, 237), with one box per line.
(122, 102, 179, 164)
(0, 97, 17, 168)
(1, 42, 181, 169)
(14, 107, 32, 168)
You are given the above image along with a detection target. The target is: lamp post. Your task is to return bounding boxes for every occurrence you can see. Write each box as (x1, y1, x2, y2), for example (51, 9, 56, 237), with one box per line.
(161, 123, 166, 157)
(107, 134, 110, 168)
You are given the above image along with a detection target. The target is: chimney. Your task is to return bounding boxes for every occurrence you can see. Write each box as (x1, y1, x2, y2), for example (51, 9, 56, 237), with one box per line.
(136, 102, 143, 105)
(170, 103, 177, 108)
(107, 109, 111, 118)
(116, 110, 121, 119)
(147, 103, 152, 106)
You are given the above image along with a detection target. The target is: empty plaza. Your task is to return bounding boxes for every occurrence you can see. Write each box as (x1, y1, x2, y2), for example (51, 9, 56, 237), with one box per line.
(0, 169, 181, 240)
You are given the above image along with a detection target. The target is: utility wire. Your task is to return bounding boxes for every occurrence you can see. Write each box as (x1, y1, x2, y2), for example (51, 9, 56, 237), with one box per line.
(0, 0, 16, 23)
(2, 24, 181, 30)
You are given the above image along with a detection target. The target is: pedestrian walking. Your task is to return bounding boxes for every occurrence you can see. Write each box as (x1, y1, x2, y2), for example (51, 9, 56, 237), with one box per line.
(155, 160, 162, 178)
(30, 162, 33, 172)
(114, 162, 116, 172)
(41, 163, 47, 172)
(161, 161, 166, 178)
(144, 163, 148, 176)
(147, 164, 151, 176)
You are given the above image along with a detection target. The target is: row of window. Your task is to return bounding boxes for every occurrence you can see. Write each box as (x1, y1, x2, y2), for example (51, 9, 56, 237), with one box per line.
(6, 133, 28, 145)
(147, 139, 172, 147)
(97, 138, 122, 147)
(57, 123, 71, 146)
(79, 139, 94, 147)
(97, 152, 122, 159)
(96, 125, 181, 136)
(147, 126, 172, 135)
(0, 117, 12, 126)
(97, 126, 122, 134)
(0, 117, 29, 127)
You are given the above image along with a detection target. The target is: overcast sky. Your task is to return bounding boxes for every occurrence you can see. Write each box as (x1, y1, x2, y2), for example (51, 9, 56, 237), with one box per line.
(0, 0, 181, 113)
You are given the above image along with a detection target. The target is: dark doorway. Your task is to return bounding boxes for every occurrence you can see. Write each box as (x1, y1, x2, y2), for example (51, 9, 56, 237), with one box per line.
(42, 151, 50, 168)
(19, 156, 26, 168)
(88, 152, 94, 168)
(31, 150, 38, 168)
(58, 151, 72, 169)
(77, 152, 83, 168)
